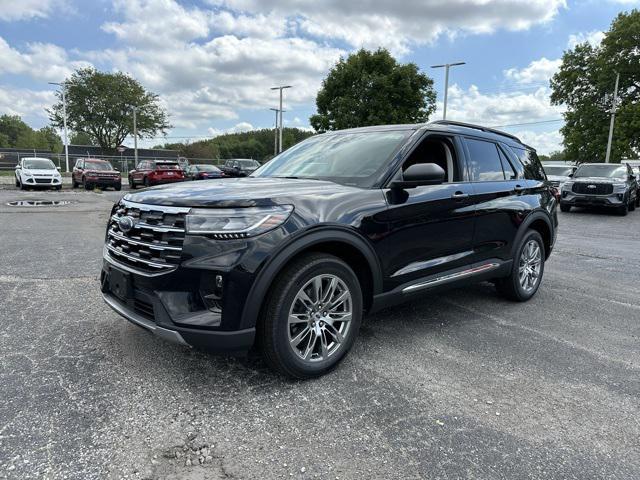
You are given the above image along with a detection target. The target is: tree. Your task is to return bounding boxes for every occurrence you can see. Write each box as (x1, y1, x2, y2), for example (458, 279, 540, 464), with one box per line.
(551, 10, 640, 163)
(70, 131, 95, 145)
(0, 114, 62, 151)
(49, 68, 170, 151)
(310, 48, 436, 132)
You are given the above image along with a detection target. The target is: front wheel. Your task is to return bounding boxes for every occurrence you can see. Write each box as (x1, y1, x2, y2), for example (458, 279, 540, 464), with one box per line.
(629, 197, 636, 212)
(143, 177, 150, 188)
(260, 253, 362, 379)
(496, 230, 545, 302)
(618, 202, 628, 216)
(559, 202, 571, 213)
(129, 176, 136, 189)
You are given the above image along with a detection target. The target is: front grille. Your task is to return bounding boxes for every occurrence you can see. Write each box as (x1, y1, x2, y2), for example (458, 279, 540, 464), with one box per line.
(572, 183, 613, 195)
(133, 298, 155, 319)
(34, 178, 52, 184)
(106, 200, 190, 275)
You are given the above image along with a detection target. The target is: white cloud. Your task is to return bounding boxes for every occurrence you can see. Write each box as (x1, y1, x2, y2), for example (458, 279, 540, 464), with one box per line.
(0, 0, 65, 21)
(208, 0, 567, 55)
(567, 30, 605, 49)
(504, 57, 562, 84)
(515, 129, 563, 154)
(0, 37, 92, 82)
(207, 121, 255, 137)
(0, 85, 55, 119)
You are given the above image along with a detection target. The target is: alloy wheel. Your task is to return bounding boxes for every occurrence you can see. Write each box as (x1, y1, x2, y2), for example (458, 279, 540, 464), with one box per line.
(288, 274, 352, 363)
(518, 240, 542, 293)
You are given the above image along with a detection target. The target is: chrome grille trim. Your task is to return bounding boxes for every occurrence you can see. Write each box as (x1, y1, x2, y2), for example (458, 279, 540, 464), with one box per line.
(105, 200, 190, 276)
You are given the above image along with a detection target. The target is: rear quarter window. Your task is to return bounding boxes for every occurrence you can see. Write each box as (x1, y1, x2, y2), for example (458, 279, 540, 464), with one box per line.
(509, 146, 546, 180)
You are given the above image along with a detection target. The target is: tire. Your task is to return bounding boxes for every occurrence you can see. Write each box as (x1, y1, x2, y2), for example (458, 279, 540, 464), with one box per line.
(55, 185, 61, 191)
(129, 176, 136, 189)
(496, 230, 545, 302)
(618, 202, 628, 216)
(19, 179, 26, 190)
(83, 177, 91, 190)
(629, 199, 636, 212)
(115, 182, 122, 191)
(15, 176, 19, 187)
(260, 253, 363, 379)
(559, 202, 571, 213)
(71, 176, 77, 188)
(143, 177, 150, 188)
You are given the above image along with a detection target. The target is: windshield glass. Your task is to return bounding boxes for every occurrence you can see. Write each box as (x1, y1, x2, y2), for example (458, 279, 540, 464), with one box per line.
(252, 131, 410, 187)
(574, 164, 627, 179)
(197, 165, 221, 172)
(155, 162, 180, 170)
(544, 166, 573, 176)
(237, 160, 259, 168)
(85, 161, 113, 171)
(23, 159, 55, 170)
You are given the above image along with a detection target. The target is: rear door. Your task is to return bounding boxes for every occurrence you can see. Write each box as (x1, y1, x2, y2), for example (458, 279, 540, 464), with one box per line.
(463, 137, 530, 263)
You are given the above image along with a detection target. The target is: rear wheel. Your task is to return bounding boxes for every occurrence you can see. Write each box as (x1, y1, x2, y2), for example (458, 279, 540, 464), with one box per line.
(260, 253, 362, 379)
(559, 202, 571, 213)
(496, 230, 545, 302)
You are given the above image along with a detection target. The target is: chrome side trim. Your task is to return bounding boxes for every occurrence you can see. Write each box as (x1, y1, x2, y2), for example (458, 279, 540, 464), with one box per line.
(120, 198, 192, 214)
(102, 292, 189, 346)
(107, 229, 182, 251)
(402, 263, 500, 294)
(392, 250, 474, 277)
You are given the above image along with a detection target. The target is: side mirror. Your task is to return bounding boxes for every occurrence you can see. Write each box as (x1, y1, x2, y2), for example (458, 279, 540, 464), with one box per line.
(568, 173, 573, 178)
(15, 165, 20, 170)
(56, 166, 61, 171)
(390, 163, 446, 189)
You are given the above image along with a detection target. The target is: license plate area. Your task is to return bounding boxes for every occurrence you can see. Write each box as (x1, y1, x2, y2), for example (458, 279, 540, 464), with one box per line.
(109, 267, 132, 301)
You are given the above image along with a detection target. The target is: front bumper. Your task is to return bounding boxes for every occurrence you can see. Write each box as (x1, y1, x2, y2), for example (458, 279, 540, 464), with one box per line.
(101, 258, 256, 355)
(561, 191, 626, 208)
(86, 177, 121, 186)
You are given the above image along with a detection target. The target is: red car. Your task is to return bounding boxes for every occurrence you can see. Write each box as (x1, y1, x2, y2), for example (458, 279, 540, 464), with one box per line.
(72, 158, 122, 190)
(128, 160, 185, 188)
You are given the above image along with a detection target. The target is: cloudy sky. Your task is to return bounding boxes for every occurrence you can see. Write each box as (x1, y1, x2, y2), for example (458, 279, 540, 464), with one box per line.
(0, 0, 637, 153)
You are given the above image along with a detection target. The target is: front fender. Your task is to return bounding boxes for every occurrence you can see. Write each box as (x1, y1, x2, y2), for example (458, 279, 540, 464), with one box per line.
(238, 226, 383, 330)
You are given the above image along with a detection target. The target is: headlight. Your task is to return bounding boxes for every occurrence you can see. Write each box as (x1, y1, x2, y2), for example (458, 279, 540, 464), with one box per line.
(186, 205, 293, 238)
(613, 183, 627, 192)
(562, 181, 573, 190)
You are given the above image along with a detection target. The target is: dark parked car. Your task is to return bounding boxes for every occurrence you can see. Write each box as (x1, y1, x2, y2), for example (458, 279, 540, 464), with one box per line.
(101, 120, 557, 378)
(560, 163, 638, 215)
(187, 164, 226, 180)
(220, 159, 260, 177)
(543, 163, 576, 190)
(128, 160, 185, 189)
(72, 158, 122, 190)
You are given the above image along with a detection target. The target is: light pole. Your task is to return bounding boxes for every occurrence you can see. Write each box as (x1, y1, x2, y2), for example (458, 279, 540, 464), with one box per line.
(132, 106, 139, 168)
(48, 81, 69, 172)
(605, 72, 620, 164)
(269, 108, 279, 155)
(271, 85, 291, 153)
(431, 62, 466, 120)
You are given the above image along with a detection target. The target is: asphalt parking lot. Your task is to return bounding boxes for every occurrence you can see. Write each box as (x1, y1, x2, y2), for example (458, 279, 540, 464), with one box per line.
(1, 187, 639, 480)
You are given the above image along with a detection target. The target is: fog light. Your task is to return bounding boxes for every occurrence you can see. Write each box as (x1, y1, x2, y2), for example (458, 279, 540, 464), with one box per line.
(215, 275, 223, 289)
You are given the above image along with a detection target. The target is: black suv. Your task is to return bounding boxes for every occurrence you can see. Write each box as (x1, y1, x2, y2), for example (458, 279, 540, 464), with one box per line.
(220, 159, 261, 177)
(560, 163, 638, 215)
(101, 121, 558, 378)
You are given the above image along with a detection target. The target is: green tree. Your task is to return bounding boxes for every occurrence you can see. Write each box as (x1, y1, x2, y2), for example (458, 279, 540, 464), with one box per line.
(310, 48, 436, 132)
(49, 68, 170, 151)
(70, 131, 94, 145)
(551, 10, 640, 163)
(0, 115, 62, 151)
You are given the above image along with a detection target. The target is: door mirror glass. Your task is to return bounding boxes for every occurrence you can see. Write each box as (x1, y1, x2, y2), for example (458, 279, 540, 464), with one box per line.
(391, 163, 445, 189)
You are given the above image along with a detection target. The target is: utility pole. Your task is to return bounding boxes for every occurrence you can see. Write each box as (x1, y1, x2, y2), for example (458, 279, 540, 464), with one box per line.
(132, 106, 139, 168)
(271, 85, 291, 153)
(605, 72, 620, 164)
(430, 62, 466, 120)
(49, 81, 69, 172)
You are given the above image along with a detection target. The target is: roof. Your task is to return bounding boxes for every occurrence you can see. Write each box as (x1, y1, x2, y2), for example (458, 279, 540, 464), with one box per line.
(325, 120, 531, 149)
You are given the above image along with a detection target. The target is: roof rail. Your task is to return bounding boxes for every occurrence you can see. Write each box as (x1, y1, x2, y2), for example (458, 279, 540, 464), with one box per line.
(430, 120, 522, 143)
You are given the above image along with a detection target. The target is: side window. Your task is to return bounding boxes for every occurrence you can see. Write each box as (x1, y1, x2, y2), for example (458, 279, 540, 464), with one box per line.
(509, 146, 546, 180)
(76, 160, 83, 169)
(465, 138, 505, 181)
(497, 147, 517, 180)
(400, 135, 461, 183)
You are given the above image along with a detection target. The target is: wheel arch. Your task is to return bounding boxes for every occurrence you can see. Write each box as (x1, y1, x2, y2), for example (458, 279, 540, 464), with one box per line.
(515, 211, 553, 260)
(239, 227, 383, 331)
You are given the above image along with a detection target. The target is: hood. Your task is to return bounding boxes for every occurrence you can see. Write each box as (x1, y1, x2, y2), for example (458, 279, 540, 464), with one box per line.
(572, 177, 624, 184)
(547, 175, 570, 182)
(123, 177, 361, 207)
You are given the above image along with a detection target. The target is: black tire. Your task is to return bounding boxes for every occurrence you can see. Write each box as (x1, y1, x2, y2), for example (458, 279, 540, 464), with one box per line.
(115, 182, 122, 191)
(83, 177, 91, 190)
(71, 176, 77, 188)
(496, 230, 545, 302)
(55, 185, 61, 191)
(129, 176, 136, 189)
(559, 202, 571, 213)
(618, 202, 628, 216)
(19, 179, 26, 190)
(629, 196, 636, 212)
(15, 176, 19, 187)
(260, 253, 363, 379)
(143, 177, 150, 188)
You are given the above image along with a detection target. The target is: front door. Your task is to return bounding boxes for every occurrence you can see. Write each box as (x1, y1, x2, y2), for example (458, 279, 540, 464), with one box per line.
(378, 134, 476, 291)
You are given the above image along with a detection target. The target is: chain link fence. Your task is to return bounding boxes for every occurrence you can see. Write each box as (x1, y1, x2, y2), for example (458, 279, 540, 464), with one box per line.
(0, 151, 225, 174)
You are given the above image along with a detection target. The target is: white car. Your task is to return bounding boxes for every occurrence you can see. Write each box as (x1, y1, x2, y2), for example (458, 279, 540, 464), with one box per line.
(15, 157, 63, 190)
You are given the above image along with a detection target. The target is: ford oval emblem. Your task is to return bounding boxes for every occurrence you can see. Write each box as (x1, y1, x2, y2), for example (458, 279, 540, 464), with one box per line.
(587, 184, 596, 189)
(118, 215, 135, 233)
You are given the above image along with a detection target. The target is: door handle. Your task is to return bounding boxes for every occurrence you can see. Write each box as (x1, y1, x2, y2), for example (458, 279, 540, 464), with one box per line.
(451, 191, 469, 199)
(513, 184, 525, 192)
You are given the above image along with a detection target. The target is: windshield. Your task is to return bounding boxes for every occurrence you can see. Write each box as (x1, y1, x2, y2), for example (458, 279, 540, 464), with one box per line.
(196, 165, 221, 172)
(252, 131, 410, 187)
(155, 162, 180, 170)
(85, 161, 113, 171)
(544, 166, 573, 176)
(574, 164, 627, 179)
(237, 160, 259, 168)
(23, 159, 55, 170)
